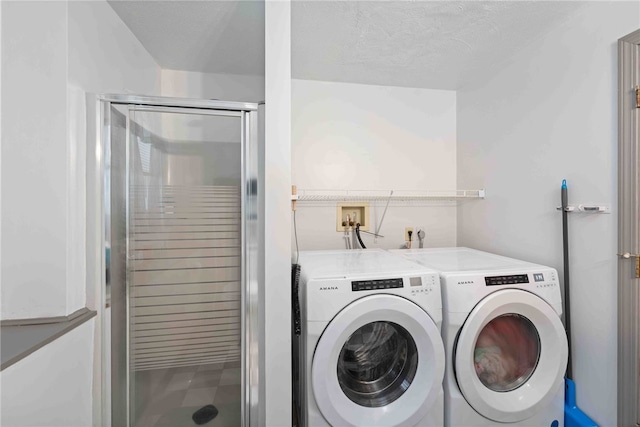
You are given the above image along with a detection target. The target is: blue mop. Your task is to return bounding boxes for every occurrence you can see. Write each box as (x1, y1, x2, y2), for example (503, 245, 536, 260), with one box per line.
(561, 180, 598, 427)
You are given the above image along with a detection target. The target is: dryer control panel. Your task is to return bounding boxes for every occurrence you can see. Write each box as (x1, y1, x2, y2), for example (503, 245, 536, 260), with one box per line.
(441, 268, 562, 314)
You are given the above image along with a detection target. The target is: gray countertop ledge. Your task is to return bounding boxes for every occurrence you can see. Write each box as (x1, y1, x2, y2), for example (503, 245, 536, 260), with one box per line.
(0, 308, 97, 371)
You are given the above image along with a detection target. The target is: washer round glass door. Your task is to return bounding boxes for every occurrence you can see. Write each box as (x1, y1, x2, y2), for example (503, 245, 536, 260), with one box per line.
(312, 294, 445, 427)
(455, 289, 568, 423)
(337, 321, 418, 407)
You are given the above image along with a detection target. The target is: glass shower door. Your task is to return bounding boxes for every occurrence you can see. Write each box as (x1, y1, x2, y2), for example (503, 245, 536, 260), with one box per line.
(105, 98, 258, 427)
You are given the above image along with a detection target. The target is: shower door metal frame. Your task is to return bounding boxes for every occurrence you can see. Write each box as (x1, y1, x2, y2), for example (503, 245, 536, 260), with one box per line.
(97, 94, 260, 427)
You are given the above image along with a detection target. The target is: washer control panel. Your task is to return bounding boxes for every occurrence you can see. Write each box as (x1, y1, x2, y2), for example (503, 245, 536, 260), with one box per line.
(485, 274, 529, 286)
(410, 274, 438, 297)
(410, 286, 435, 296)
(351, 278, 403, 292)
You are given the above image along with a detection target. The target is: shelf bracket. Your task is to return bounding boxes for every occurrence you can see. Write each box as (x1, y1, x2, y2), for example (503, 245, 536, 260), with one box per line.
(291, 185, 298, 211)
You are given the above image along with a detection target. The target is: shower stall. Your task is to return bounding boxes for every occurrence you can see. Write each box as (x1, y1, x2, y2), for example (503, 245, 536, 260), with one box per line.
(96, 95, 260, 427)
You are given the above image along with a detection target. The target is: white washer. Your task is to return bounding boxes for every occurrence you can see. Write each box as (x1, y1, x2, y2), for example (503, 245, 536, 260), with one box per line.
(295, 249, 445, 427)
(393, 247, 568, 427)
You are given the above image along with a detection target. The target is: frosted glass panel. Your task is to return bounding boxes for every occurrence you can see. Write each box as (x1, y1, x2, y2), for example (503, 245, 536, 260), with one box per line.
(128, 110, 242, 427)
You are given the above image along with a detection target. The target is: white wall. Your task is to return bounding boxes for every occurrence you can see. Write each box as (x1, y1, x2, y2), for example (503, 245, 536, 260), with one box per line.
(0, 1, 4, 318)
(0, 0, 160, 320)
(265, 1, 291, 425)
(0, 320, 95, 427)
(292, 79, 457, 250)
(161, 69, 264, 102)
(68, 2, 160, 96)
(1, 1, 69, 319)
(457, 2, 639, 425)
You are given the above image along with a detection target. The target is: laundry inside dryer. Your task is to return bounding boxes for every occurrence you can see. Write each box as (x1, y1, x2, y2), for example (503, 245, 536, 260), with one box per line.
(474, 314, 541, 392)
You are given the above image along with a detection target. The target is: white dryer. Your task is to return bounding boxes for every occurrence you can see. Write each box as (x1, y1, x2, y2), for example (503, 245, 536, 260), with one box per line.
(394, 248, 568, 427)
(295, 249, 445, 427)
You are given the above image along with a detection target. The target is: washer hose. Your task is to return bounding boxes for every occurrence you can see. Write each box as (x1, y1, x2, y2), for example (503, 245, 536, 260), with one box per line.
(355, 223, 367, 249)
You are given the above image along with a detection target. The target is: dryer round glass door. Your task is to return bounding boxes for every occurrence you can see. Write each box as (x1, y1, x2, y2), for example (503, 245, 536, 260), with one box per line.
(312, 294, 445, 427)
(474, 313, 540, 392)
(454, 289, 568, 423)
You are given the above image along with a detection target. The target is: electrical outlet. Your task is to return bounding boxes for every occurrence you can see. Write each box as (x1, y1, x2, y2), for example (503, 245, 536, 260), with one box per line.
(405, 227, 414, 242)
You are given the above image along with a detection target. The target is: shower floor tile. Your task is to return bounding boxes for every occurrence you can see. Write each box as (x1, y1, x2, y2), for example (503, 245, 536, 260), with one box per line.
(219, 368, 241, 386)
(182, 387, 217, 407)
(190, 371, 223, 389)
(166, 372, 197, 391)
(133, 360, 241, 427)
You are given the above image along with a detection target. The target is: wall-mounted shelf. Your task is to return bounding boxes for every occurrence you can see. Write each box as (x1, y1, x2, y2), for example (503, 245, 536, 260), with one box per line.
(292, 189, 485, 202)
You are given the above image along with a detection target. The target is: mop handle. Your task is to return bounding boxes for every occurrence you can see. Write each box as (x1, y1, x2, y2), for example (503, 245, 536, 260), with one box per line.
(562, 179, 573, 379)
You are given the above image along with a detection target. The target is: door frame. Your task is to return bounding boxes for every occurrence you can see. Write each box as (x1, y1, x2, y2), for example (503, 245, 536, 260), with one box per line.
(617, 29, 640, 427)
(92, 95, 260, 427)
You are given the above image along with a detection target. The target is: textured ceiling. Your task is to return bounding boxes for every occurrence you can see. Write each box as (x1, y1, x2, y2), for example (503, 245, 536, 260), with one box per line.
(292, 1, 584, 89)
(108, 0, 265, 75)
(109, 0, 585, 89)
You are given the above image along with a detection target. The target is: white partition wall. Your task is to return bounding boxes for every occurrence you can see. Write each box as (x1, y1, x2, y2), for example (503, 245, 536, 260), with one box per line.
(0, 321, 95, 427)
(264, 1, 292, 425)
(1, 1, 69, 320)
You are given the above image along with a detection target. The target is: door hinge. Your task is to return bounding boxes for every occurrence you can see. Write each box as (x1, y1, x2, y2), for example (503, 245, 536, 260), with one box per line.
(618, 253, 640, 278)
(636, 86, 640, 108)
